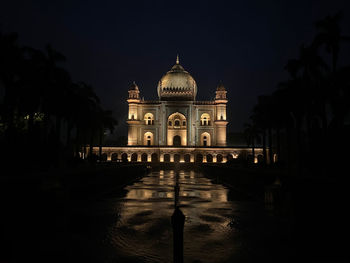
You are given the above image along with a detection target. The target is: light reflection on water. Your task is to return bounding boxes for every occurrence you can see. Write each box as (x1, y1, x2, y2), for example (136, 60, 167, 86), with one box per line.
(108, 170, 247, 263)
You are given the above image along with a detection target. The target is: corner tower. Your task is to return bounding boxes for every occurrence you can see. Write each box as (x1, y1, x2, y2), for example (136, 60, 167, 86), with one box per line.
(127, 82, 141, 145)
(214, 83, 228, 146)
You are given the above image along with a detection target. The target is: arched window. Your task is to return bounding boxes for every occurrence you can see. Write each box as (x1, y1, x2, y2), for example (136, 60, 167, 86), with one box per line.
(144, 113, 154, 125)
(200, 132, 211, 146)
(167, 112, 187, 146)
(144, 132, 154, 146)
(200, 113, 211, 126)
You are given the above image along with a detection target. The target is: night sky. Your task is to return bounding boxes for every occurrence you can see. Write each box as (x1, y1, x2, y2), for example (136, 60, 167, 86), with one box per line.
(1, 0, 350, 134)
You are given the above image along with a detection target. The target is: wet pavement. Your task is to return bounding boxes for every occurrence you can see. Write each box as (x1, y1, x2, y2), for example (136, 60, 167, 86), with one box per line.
(69, 169, 292, 262)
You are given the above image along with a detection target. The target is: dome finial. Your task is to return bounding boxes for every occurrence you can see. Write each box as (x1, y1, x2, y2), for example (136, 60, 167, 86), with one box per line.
(176, 54, 179, 64)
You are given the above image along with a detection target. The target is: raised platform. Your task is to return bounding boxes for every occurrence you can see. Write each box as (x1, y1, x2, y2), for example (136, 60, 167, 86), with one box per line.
(91, 146, 263, 163)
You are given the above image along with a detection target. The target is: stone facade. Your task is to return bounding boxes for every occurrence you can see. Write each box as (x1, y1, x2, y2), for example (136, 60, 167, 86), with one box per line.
(92, 57, 265, 163)
(127, 57, 228, 147)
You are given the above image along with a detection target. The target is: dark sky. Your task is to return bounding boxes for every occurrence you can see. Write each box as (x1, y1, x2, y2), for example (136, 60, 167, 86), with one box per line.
(1, 0, 350, 134)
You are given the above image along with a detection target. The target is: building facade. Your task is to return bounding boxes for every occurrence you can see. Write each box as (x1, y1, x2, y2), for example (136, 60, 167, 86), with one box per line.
(92, 56, 264, 163)
(127, 56, 228, 147)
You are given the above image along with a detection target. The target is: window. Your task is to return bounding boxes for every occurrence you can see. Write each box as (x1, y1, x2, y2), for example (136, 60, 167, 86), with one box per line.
(200, 113, 211, 126)
(168, 121, 172, 126)
(174, 120, 180, 126)
(182, 121, 186, 126)
(144, 113, 154, 125)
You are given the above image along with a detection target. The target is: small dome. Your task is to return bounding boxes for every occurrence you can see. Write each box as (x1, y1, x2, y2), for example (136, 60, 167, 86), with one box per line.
(129, 81, 139, 91)
(157, 56, 197, 101)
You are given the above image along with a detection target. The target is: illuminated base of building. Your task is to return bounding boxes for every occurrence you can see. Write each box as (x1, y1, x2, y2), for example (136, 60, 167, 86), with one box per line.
(90, 146, 265, 163)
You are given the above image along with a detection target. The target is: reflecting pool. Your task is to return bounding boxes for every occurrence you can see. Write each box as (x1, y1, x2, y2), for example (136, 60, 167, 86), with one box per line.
(92, 170, 285, 263)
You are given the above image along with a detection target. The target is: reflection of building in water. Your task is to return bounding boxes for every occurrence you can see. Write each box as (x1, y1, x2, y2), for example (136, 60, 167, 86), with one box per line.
(112, 170, 234, 262)
(126, 171, 227, 202)
(92, 56, 266, 163)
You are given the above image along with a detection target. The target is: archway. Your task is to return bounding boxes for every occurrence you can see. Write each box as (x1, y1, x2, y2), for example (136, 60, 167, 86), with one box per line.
(167, 112, 186, 146)
(206, 154, 213, 163)
(144, 132, 154, 146)
(144, 113, 154, 125)
(174, 154, 180, 163)
(121, 153, 128, 162)
(200, 132, 211, 146)
(195, 154, 203, 163)
(200, 113, 211, 126)
(184, 154, 191, 163)
(164, 154, 170, 162)
(151, 153, 158, 162)
(173, 135, 181, 146)
(131, 153, 138, 162)
(111, 153, 118, 162)
(216, 154, 223, 163)
(141, 153, 148, 162)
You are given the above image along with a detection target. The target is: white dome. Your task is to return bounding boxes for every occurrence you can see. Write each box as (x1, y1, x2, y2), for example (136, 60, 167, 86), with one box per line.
(157, 57, 197, 101)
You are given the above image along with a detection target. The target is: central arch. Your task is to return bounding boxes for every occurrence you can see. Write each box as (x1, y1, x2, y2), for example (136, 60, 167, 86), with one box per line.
(173, 135, 181, 146)
(167, 112, 187, 146)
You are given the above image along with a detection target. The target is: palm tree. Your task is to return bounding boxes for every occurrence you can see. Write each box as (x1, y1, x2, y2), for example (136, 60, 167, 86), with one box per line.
(314, 12, 350, 73)
(244, 122, 260, 164)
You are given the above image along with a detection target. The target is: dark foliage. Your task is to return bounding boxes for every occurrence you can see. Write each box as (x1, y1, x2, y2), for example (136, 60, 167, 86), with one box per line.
(0, 32, 117, 171)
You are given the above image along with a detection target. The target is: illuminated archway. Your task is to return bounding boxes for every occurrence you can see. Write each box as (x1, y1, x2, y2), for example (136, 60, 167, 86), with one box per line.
(144, 113, 154, 125)
(173, 135, 181, 146)
(167, 112, 186, 146)
(144, 132, 154, 146)
(200, 113, 211, 126)
(200, 132, 211, 146)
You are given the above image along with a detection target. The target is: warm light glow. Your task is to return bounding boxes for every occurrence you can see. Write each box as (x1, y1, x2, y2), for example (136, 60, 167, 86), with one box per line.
(144, 112, 155, 125)
(200, 132, 211, 146)
(143, 132, 154, 146)
(167, 112, 187, 146)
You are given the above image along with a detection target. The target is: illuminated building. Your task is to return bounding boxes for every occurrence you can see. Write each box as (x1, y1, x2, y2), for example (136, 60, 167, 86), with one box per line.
(127, 55, 228, 147)
(93, 56, 263, 163)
